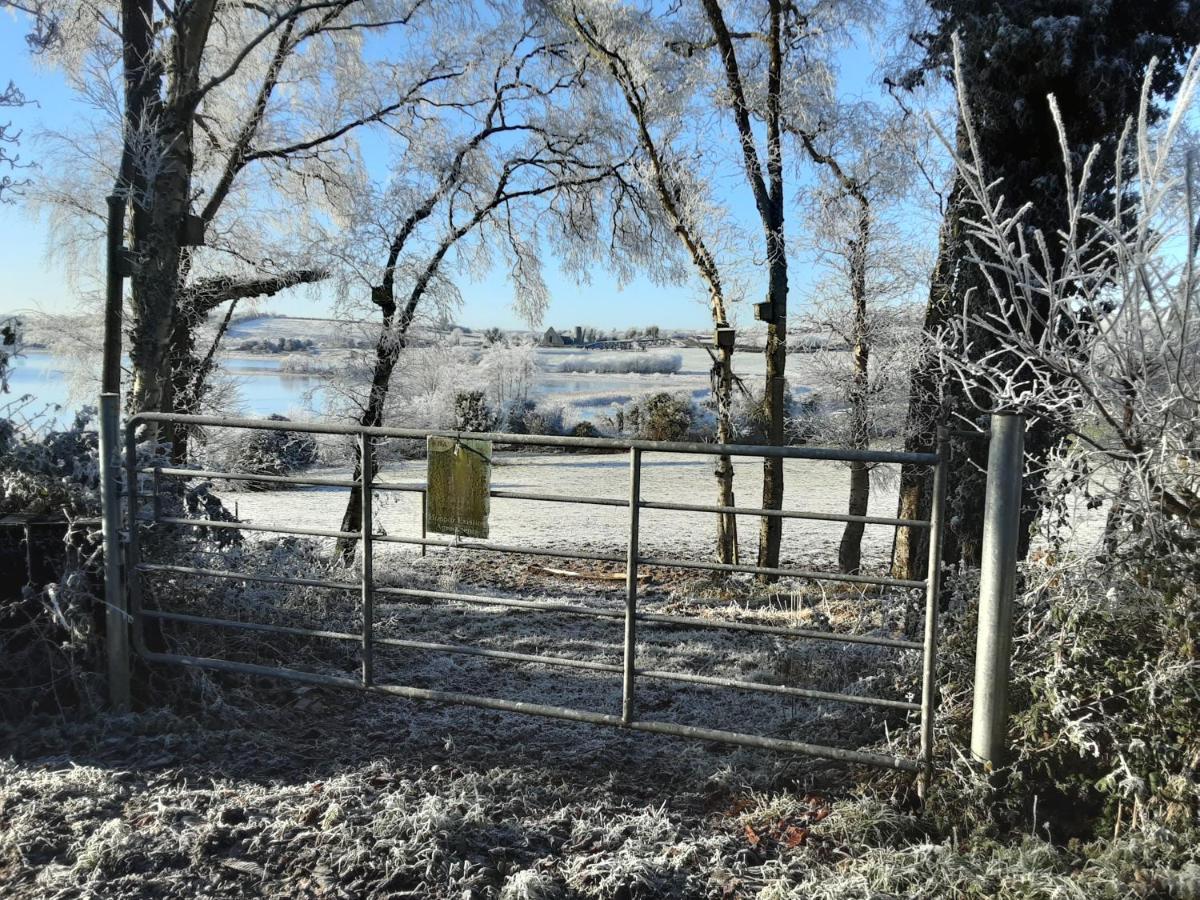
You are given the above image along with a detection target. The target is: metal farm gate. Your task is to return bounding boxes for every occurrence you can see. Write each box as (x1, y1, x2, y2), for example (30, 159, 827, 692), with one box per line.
(116, 412, 949, 781)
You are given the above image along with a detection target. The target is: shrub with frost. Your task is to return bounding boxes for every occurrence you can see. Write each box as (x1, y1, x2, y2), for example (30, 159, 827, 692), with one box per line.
(556, 352, 682, 375)
(218, 415, 318, 490)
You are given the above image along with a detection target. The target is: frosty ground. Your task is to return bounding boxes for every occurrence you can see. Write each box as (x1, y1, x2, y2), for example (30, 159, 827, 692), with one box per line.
(0, 448, 936, 898)
(223, 451, 905, 567)
(1, 561, 919, 898)
(0, 450, 1155, 898)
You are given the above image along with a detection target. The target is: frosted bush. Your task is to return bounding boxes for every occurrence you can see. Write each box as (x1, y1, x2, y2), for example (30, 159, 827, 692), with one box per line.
(556, 352, 682, 375)
(218, 415, 318, 490)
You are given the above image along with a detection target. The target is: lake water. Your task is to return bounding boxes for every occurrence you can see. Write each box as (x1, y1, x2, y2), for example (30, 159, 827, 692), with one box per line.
(5, 351, 327, 424)
(5, 342, 805, 428)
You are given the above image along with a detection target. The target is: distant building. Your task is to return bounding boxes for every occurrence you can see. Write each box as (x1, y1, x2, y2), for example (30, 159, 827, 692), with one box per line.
(541, 326, 566, 347)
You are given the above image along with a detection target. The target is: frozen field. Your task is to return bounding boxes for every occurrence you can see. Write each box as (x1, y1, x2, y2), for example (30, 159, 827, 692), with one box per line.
(222, 451, 904, 574)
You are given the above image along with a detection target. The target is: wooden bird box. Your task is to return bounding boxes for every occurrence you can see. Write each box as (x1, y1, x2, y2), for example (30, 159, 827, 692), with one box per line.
(714, 327, 736, 349)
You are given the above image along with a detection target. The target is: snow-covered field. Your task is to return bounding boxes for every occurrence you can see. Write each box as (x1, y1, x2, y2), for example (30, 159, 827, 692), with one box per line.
(223, 451, 903, 573)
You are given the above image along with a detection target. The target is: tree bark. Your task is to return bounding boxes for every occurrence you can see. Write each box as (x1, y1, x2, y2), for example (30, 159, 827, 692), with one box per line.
(757, 236, 787, 573)
(163, 269, 327, 461)
(892, 165, 967, 581)
(713, 342, 737, 563)
(126, 0, 219, 416)
(838, 201, 870, 575)
(335, 292, 403, 564)
(892, 143, 999, 580)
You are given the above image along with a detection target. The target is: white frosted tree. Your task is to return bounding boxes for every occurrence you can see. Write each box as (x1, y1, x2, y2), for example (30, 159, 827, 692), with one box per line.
(23, 0, 451, 432)
(794, 102, 930, 573)
(934, 43, 1200, 573)
(541, 0, 750, 563)
(323, 14, 657, 559)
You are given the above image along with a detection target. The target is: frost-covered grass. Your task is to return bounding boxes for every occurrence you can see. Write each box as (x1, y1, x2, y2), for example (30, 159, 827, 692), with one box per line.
(2, 536, 1194, 897)
(555, 352, 683, 375)
(222, 450, 908, 572)
(3, 701, 1195, 898)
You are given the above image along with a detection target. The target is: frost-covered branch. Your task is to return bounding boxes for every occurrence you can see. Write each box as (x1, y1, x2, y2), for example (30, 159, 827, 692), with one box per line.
(933, 40, 1200, 562)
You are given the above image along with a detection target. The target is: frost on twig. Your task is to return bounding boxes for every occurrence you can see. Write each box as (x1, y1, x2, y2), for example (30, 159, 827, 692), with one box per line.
(931, 40, 1200, 567)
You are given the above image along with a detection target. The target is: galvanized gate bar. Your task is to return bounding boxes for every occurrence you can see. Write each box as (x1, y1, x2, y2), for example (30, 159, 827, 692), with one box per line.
(157, 517, 359, 540)
(134, 648, 922, 772)
(100, 393, 129, 710)
(141, 608, 917, 710)
(124, 422, 148, 659)
(634, 609, 923, 649)
(490, 489, 627, 507)
(359, 433, 374, 687)
(136, 563, 924, 649)
(622, 447, 641, 725)
(372, 534, 628, 564)
(639, 498, 931, 529)
(128, 412, 940, 465)
(636, 554, 926, 589)
(153, 514, 924, 588)
(919, 425, 950, 795)
(142, 609, 625, 673)
(146, 465, 928, 529)
(146, 467, 363, 488)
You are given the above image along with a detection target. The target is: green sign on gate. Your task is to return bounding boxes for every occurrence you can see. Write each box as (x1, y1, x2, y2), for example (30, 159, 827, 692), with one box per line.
(425, 436, 492, 538)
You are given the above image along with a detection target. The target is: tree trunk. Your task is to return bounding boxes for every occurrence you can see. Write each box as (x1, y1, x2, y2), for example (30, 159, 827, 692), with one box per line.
(755, 0, 787, 576)
(165, 298, 201, 462)
(129, 162, 190, 415)
(893, 126, 1059, 581)
(336, 296, 403, 563)
(892, 165, 968, 581)
(695, 0, 788, 576)
(840, 462, 870, 574)
(125, 1, 218, 417)
(714, 341, 737, 564)
(839, 210, 870, 574)
(756, 217, 788, 573)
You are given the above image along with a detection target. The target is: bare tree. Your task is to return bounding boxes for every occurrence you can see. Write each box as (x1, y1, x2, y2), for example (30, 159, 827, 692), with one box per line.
(329, 20, 642, 561)
(546, 0, 746, 563)
(795, 104, 927, 573)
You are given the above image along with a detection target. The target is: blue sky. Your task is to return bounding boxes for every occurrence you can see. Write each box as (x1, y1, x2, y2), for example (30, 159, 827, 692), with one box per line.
(0, 13, 912, 331)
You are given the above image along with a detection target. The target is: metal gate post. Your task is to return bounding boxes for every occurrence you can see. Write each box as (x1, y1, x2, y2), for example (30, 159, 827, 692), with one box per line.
(970, 412, 1025, 767)
(420, 488, 427, 557)
(622, 447, 641, 724)
(360, 432, 375, 686)
(125, 422, 146, 657)
(918, 425, 948, 797)
(100, 392, 130, 710)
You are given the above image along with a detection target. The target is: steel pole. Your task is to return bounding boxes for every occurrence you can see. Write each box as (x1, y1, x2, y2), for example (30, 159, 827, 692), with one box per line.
(970, 413, 1025, 767)
(101, 392, 129, 710)
(360, 432, 374, 686)
(622, 447, 641, 724)
(420, 488, 427, 558)
(100, 192, 130, 710)
(101, 194, 125, 395)
(918, 425, 948, 798)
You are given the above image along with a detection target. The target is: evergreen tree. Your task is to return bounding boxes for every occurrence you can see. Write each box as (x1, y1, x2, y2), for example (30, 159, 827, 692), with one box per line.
(892, 1, 1200, 579)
